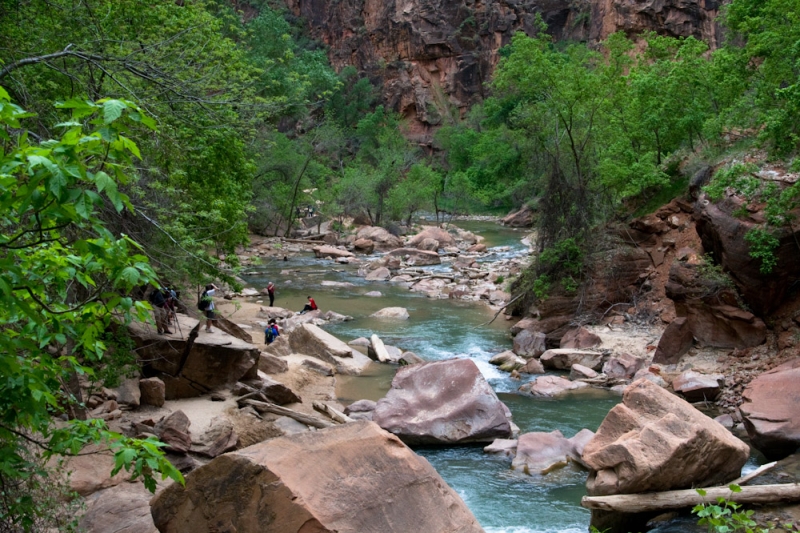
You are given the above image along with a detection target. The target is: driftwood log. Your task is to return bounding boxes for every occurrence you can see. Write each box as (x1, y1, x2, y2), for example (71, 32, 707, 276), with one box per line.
(582, 484, 800, 513)
(312, 401, 354, 424)
(242, 399, 333, 429)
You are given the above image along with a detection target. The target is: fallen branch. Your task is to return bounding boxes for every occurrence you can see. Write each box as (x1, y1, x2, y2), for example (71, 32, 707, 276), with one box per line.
(312, 401, 353, 424)
(242, 399, 333, 429)
(731, 462, 778, 486)
(479, 293, 525, 327)
(581, 483, 800, 513)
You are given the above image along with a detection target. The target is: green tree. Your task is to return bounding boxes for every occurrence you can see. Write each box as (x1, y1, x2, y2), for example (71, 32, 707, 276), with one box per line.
(0, 89, 182, 529)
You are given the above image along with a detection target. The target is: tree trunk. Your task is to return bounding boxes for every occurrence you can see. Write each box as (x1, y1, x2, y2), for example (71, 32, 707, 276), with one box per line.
(581, 484, 800, 514)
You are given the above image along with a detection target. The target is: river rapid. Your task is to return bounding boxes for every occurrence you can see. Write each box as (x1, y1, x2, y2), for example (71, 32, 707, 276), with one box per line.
(245, 220, 623, 533)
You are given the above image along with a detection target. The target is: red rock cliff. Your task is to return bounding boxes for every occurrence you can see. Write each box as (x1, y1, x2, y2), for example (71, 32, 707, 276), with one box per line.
(283, 0, 721, 141)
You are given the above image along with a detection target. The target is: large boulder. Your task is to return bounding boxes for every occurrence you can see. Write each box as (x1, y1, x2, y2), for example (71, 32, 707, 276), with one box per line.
(370, 307, 410, 320)
(131, 316, 260, 400)
(150, 421, 484, 533)
(356, 226, 404, 251)
(190, 416, 238, 459)
(512, 430, 580, 475)
(501, 205, 535, 227)
(373, 359, 512, 445)
(512, 330, 547, 358)
(739, 358, 800, 459)
(695, 192, 800, 315)
(653, 316, 694, 364)
(671, 370, 724, 402)
(560, 327, 601, 349)
(365, 267, 392, 281)
(583, 378, 749, 496)
(602, 353, 646, 380)
(387, 248, 442, 266)
(139, 377, 165, 407)
(288, 323, 372, 375)
(540, 349, 604, 371)
(407, 226, 456, 249)
(80, 482, 159, 533)
(154, 411, 192, 455)
(353, 238, 375, 254)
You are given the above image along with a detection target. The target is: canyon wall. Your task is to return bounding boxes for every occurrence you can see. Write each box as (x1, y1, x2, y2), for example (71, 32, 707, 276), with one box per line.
(283, 0, 722, 141)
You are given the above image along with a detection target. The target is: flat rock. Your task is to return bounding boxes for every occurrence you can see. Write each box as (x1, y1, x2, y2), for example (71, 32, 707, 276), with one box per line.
(258, 352, 289, 374)
(407, 226, 455, 249)
(365, 267, 392, 281)
(150, 422, 484, 533)
(345, 399, 377, 421)
(519, 375, 590, 397)
(583, 378, 749, 496)
(288, 323, 371, 375)
(560, 327, 601, 349)
(80, 481, 159, 533)
(570, 364, 598, 380)
(602, 353, 645, 380)
(370, 307, 410, 320)
(356, 226, 404, 251)
(484, 439, 518, 459)
(313, 245, 354, 259)
(373, 359, 512, 445)
(540, 349, 604, 371)
(672, 370, 724, 401)
(387, 248, 442, 266)
(740, 358, 800, 459)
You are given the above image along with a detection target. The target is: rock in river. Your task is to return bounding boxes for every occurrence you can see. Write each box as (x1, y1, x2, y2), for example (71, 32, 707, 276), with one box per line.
(583, 378, 749, 496)
(370, 307, 410, 320)
(373, 358, 513, 445)
(151, 421, 484, 533)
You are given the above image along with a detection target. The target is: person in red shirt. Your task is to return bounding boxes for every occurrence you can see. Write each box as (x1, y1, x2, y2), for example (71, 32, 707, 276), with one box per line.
(299, 295, 318, 314)
(267, 282, 275, 307)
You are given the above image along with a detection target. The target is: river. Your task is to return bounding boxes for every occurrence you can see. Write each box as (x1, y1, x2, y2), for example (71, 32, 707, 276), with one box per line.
(243, 221, 645, 532)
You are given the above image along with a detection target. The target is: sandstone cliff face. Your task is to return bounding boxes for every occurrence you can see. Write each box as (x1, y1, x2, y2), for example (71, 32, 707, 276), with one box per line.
(283, 0, 721, 139)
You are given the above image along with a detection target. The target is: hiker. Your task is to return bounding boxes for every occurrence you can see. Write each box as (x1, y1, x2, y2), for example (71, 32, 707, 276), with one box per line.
(267, 282, 275, 307)
(164, 287, 178, 325)
(148, 286, 172, 335)
(198, 284, 218, 333)
(265, 318, 280, 344)
(299, 295, 317, 315)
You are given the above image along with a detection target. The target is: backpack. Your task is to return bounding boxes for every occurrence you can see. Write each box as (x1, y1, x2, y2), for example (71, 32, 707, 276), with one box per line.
(265, 326, 275, 343)
(149, 288, 166, 308)
(197, 292, 210, 311)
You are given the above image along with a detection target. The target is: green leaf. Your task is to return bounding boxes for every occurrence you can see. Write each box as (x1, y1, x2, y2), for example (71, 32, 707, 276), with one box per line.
(102, 100, 127, 124)
(729, 484, 742, 493)
(118, 267, 140, 286)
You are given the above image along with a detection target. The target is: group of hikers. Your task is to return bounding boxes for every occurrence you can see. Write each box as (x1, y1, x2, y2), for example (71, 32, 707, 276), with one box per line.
(148, 281, 319, 343)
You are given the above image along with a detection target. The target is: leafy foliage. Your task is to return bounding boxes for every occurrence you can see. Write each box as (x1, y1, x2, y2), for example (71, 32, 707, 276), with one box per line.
(693, 485, 768, 533)
(0, 89, 182, 529)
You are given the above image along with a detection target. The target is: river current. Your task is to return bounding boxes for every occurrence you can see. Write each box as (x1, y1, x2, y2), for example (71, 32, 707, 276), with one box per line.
(244, 220, 623, 533)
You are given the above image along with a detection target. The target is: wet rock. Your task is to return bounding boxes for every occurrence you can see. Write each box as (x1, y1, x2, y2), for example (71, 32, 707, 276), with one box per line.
(569, 429, 595, 468)
(570, 364, 599, 380)
(672, 370, 724, 402)
(407, 226, 456, 249)
(320, 280, 355, 288)
(399, 352, 425, 365)
(484, 438, 517, 459)
(370, 307, 410, 320)
(139, 377, 165, 408)
(356, 226, 404, 251)
(313, 245, 355, 259)
(653, 316, 694, 364)
(387, 248, 442, 266)
(512, 330, 547, 358)
(151, 422, 484, 533)
(373, 359, 512, 445)
(583, 378, 749, 496)
(489, 350, 526, 372)
(540, 349, 604, 371)
(366, 267, 392, 281)
(467, 243, 487, 253)
(258, 352, 289, 374)
(344, 399, 377, 422)
(364, 291, 383, 297)
(560, 327, 601, 350)
(740, 358, 800, 459)
(154, 410, 192, 454)
(353, 238, 375, 254)
(520, 376, 590, 397)
(512, 430, 582, 475)
(602, 353, 645, 380)
(520, 358, 545, 375)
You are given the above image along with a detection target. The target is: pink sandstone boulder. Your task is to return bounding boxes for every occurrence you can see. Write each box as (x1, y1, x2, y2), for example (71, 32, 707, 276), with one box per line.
(512, 329, 547, 358)
(583, 378, 749, 496)
(560, 326, 601, 349)
(519, 375, 590, 397)
(672, 370, 724, 402)
(150, 421, 484, 533)
(739, 358, 800, 459)
(373, 359, 512, 445)
(407, 226, 455, 248)
(602, 353, 646, 380)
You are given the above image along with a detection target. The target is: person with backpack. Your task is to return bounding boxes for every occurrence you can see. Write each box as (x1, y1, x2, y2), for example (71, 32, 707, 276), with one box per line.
(148, 286, 172, 335)
(265, 318, 280, 344)
(198, 284, 218, 333)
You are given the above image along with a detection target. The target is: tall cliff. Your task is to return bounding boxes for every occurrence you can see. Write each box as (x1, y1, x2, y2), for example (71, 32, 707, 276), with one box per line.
(283, 0, 722, 140)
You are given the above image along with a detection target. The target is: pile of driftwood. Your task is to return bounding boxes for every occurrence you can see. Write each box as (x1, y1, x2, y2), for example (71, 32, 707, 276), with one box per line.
(581, 462, 800, 512)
